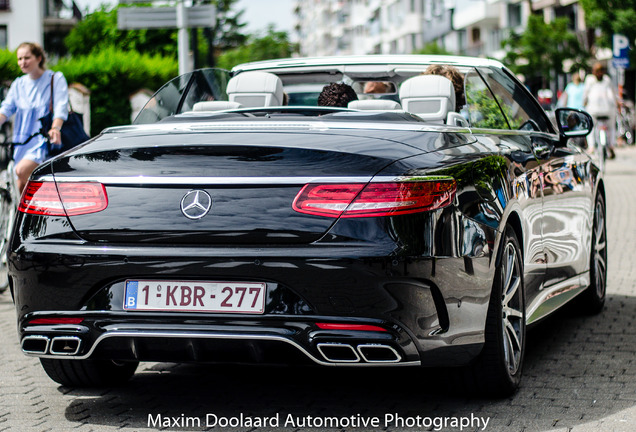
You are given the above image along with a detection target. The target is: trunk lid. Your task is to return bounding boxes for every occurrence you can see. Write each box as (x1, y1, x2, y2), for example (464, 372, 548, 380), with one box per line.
(50, 128, 439, 245)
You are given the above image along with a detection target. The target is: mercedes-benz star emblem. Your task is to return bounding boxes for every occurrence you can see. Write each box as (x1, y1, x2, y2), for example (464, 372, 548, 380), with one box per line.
(180, 190, 212, 220)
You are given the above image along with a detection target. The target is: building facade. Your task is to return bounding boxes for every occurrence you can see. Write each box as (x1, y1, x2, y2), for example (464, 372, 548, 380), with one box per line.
(0, 0, 80, 55)
(293, 0, 589, 62)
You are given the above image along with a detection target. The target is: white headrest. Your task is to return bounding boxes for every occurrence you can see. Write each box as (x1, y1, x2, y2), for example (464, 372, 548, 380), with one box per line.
(193, 101, 243, 111)
(348, 99, 402, 110)
(226, 72, 284, 107)
(399, 75, 456, 122)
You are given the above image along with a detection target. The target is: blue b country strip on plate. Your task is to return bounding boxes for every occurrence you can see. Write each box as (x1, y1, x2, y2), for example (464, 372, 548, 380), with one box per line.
(125, 281, 139, 309)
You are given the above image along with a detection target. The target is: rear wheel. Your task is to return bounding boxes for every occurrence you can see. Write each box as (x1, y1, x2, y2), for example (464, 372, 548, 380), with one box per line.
(39, 358, 138, 387)
(575, 193, 607, 314)
(464, 227, 525, 397)
(0, 188, 12, 293)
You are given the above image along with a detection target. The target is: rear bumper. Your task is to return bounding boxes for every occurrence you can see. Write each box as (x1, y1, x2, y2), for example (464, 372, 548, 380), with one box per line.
(20, 318, 421, 366)
(11, 240, 494, 368)
(19, 316, 485, 368)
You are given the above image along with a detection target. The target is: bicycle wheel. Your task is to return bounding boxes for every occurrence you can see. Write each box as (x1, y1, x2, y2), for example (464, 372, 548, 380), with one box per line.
(0, 187, 12, 293)
(599, 128, 608, 160)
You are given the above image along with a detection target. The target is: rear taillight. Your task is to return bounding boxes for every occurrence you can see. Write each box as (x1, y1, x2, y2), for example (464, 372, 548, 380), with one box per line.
(292, 178, 456, 218)
(19, 181, 108, 216)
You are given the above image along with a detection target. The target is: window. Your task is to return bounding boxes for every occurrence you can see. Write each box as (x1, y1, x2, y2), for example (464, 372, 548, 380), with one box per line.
(465, 70, 509, 129)
(464, 67, 554, 133)
(471, 28, 481, 44)
(0, 26, 6, 50)
(508, 4, 522, 28)
(0, 1, 9, 11)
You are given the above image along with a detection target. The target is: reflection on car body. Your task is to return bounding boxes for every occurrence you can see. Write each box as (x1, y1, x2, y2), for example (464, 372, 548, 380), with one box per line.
(9, 55, 604, 397)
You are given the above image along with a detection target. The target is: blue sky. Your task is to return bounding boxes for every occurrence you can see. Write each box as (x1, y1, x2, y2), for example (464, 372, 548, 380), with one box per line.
(73, 0, 294, 34)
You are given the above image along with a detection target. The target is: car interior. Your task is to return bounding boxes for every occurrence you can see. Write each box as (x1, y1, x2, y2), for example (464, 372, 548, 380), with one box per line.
(134, 63, 557, 135)
(183, 69, 469, 127)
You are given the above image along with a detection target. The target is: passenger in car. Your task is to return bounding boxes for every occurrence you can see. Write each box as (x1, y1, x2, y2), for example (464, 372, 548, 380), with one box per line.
(422, 64, 466, 112)
(317, 83, 358, 108)
(363, 81, 390, 94)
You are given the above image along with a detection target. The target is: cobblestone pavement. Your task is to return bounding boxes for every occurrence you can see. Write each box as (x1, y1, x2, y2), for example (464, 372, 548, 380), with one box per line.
(2, 147, 636, 432)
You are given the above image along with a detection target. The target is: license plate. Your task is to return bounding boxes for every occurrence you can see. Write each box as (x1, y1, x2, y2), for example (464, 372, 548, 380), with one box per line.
(124, 280, 266, 314)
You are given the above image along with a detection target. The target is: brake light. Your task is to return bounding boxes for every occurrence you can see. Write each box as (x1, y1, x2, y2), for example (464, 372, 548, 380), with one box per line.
(28, 317, 84, 325)
(292, 179, 456, 218)
(19, 181, 108, 216)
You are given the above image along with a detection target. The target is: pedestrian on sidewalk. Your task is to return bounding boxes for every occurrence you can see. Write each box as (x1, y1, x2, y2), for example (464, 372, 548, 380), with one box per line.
(0, 42, 69, 192)
(559, 72, 585, 110)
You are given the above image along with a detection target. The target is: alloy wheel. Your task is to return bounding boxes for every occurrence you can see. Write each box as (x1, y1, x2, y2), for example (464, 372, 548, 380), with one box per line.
(592, 198, 607, 299)
(500, 242, 524, 375)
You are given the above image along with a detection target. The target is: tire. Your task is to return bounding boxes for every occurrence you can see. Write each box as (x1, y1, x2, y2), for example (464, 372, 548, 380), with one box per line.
(39, 358, 138, 387)
(464, 227, 526, 397)
(574, 193, 607, 314)
(599, 129, 608, 160)
(0, 189, 12, 293)
(0, 124, 9, 167)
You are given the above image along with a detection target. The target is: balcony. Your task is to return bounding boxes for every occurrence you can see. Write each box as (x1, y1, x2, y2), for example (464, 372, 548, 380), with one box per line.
(452, 0, 500, 30)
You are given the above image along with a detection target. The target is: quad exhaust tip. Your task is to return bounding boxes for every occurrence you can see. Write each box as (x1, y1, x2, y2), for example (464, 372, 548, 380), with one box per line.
(357, 344, 402, 363)
(316, 342, 402, 363)
(317, 343, 361, 363)
(49, 336, 82, 356)
(21, 335, 50, 354)
(21, 335, 81, 356)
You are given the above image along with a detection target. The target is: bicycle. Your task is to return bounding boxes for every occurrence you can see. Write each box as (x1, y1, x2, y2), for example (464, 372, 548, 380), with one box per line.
(0, 131, 43, 293)
(617, 105, 635, 146)
(594, 115, 615, 161)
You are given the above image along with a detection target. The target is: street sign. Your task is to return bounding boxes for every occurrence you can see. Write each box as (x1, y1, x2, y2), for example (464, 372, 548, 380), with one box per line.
(612, 34, 630, 69)
(117, 5, 216, 30)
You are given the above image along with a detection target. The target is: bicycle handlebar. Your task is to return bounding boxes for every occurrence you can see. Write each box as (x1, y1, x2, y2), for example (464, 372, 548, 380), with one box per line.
(0, 128, 48, 148)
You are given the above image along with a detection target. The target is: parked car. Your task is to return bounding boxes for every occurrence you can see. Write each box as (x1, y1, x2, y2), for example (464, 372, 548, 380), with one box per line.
(9, 55, 602, 397)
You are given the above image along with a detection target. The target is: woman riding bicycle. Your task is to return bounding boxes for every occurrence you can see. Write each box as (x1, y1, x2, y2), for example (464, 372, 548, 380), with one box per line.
(0, 42, 68, 193)
(583, 62, 621, 159)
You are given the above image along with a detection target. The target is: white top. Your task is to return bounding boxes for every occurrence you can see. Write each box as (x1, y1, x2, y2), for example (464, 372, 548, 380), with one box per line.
(0, 69, 69, 163)
(583, 74, 616, 117)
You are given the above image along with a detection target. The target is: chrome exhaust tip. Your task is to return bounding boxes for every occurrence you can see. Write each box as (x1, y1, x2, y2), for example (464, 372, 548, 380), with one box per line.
(316, 343, 361, 363)
(21, 335, 50, 355)
(49, 336, 82, 356)
(357, 344, 402, 363)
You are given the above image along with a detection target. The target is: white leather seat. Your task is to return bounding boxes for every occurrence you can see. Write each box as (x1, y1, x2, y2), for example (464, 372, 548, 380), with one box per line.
(347, 99, 402, 111)
(226, 72, 284, 107)
(399, 75, 456, 123)
(192, 101, 243, 111)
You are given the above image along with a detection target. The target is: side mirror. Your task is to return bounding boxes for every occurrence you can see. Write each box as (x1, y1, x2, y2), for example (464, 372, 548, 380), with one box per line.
(555, 108, 593, 140)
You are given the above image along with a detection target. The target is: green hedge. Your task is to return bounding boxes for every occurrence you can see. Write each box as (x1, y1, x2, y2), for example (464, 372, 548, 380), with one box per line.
(0, 48, 177, 136)
(0, 49, 21, 83)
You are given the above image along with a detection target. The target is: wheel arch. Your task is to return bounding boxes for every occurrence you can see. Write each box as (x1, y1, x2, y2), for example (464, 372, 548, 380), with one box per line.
(497, 210, 524, 266)
(595, 178, 606, 203)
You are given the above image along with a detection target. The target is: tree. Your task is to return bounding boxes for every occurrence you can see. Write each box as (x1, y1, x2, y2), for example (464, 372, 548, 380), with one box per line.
(502, 15, 590, 95)
(216, 27, 297, 70)
(188, 0, 249, 67)
(579, 0, 636, 62)
(65, 6, 178, 58)
(65, 1, 248, 66)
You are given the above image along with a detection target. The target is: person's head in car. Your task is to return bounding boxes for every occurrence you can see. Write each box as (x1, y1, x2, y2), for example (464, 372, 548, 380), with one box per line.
(317, 83, 358, 108)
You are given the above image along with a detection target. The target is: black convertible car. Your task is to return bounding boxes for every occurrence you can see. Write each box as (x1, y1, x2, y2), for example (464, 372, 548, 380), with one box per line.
(9, 55, 604, 397)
